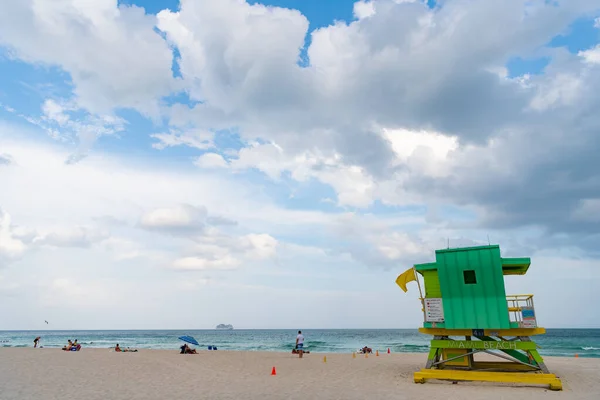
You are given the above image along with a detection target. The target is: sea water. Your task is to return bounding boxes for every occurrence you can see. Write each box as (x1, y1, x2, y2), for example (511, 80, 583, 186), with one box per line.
(1, 329, 599, 358)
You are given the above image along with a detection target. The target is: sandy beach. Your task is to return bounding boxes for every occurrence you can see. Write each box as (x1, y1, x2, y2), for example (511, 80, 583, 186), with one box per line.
(1, 349, 599, 400)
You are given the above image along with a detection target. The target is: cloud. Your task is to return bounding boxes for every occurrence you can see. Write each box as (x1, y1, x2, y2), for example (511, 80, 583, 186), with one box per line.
(0, 0, 177, 116)
(579, 45, 600, 64)
(42, 99, 70, 126)
(170, 232, 278, 271)
(353, 1, 375, 20)
(100, 237, 143, 261)
(328, 212, 431, 268)
(4, 0, 598, 230)
(171, 255, 240, 271)
(196, 127, 457, 208)
(151, 129, 214, 150)
(157, 0, 598, 179)
(0, 275, 20, 297)
(32, 226, 109, 248)
(206, 216, 238, 226)
(571, 199, 600, 222)
(139, 204, 209, 233)
(0, 209, 27, 268)
(401, 49, 600, 240)
(10, 98, 128, 163)
(0, 134, 250, 229)
(0, 153, 13, 165)
(148, 0, 600, 251)
(194, 153, 229, 168)
(39, 277, 122, 308)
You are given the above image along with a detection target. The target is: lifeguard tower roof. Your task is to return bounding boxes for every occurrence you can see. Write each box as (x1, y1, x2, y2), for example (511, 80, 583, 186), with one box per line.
(415, 245, 531, 275)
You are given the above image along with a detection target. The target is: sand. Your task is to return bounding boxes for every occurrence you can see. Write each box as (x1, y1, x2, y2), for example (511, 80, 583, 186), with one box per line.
(1, 349, 599, 400)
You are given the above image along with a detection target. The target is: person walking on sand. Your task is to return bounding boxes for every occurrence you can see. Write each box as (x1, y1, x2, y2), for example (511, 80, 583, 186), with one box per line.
(296, 330, 305, 358)
(33, 337, 41, 348)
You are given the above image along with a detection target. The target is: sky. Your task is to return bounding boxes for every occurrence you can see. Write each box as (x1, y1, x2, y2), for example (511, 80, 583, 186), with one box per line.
(0, 0, 599, 330)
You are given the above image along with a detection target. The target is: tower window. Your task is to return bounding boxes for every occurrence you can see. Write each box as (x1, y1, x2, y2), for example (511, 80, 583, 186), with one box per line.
(463, 270, 477, 284)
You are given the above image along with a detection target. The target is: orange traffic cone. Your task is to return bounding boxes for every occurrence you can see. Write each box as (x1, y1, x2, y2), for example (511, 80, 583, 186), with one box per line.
(323, 356, 327, 363)
(271, 367, 277, 375)
(575, 354, 579, 358)
(352, 352, 356, 359)
(376, 350, 379, 356)
(387, 348, 391, 354)
(365, 353, 369, 358)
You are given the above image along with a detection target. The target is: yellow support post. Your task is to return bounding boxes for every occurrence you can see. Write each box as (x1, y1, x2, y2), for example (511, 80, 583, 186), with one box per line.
(414, 369, 563, 391)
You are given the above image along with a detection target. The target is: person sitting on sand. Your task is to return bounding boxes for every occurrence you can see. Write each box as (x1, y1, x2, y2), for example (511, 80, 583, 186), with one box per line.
(115, 344, 138, 352)
(359, 346, 373, 354)
(33, 337, 41, 348)
(180, 344, 197, 354)
(62, 340, 73, 351)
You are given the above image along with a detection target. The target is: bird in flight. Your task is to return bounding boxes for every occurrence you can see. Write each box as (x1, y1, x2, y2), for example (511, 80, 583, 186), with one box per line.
(45, 320, 48, 324)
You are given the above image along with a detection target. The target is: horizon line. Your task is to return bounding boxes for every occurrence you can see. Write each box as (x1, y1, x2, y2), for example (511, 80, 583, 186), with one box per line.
(2, 327, 599, 332)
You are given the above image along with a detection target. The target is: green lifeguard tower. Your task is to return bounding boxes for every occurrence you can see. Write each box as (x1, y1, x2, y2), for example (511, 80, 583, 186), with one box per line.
(396, 244, 562, 390)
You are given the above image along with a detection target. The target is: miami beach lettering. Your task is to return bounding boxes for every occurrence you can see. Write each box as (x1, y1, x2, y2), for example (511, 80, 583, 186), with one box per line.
(447, 341, 517, 350)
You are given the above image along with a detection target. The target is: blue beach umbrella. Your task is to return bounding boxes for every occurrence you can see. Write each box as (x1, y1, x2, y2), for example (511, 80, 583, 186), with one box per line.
(178, 335, 200, 346)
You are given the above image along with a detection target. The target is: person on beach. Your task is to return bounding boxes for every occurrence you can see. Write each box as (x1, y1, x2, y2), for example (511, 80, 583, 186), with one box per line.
(115, 344, 138, 352)
(33, 337, 41, 348)
(296, 330, 305, 358)
(61, 340, 81, 351)
(180, 344, 197, 354)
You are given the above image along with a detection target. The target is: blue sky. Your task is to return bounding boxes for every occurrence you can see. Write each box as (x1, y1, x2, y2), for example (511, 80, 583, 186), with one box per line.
(1, 0, 600, 330)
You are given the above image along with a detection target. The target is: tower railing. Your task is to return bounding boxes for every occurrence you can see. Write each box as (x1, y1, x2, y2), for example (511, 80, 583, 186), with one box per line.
(506, 294, 536, 328)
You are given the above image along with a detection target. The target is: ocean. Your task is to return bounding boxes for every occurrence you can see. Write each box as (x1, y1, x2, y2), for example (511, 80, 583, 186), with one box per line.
(1, 329, 599, 358)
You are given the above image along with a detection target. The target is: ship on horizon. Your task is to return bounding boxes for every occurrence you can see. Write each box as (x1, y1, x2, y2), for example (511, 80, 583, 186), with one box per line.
(216, 324, 233, 330)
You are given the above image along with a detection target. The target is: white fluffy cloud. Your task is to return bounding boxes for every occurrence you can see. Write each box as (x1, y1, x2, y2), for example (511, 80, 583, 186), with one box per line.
(353, 1, 375, 19)
(170, 228, 278, 271)
(0, 0, 177, 116)
(151, 129, 214, 150)
(579, 45, 600, 64)
(195, 127, 458, 208)
(0, 209, 27, 268)
(32, 226, 109, 248)
(194, 153, 229, 168)
(172, 256, 241, 271)
(0, 154, 13, 165)
(140, 204, 208, 232)
(148, 0, 600, 237)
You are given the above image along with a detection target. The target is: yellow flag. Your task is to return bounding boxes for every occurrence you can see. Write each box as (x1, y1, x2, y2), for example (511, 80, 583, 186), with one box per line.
(395, 268, 416, 292)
